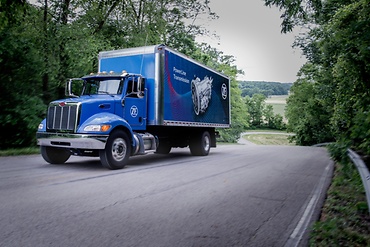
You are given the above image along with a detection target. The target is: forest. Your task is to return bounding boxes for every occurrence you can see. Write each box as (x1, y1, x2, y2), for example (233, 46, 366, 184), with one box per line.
(266, 0, 370, 158)
(239, 81, 292, 97)
(0, 0, 249, 149)
(1, 0, 369, 161)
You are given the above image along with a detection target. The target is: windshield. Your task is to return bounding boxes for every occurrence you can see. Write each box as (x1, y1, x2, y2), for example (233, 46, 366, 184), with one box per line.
(82, 78, 123, 95)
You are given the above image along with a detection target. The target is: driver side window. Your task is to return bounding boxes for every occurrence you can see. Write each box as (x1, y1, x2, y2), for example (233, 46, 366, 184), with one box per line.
(126, 77, 145, 98)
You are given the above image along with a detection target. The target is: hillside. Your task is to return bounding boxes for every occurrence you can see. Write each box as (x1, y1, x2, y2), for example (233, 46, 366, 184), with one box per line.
(239, 81, 292, 97)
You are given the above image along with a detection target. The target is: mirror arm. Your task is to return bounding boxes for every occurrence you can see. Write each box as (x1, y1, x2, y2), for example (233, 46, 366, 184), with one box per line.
(65, 78, 81, 98)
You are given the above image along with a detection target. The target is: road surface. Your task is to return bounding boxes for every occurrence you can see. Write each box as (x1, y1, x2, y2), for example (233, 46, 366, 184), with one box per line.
(0, 144, 333, 247)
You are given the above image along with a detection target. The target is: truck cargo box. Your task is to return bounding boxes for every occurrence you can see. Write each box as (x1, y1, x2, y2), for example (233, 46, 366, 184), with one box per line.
(99, 44, 230, 128)
(37, 45, 231, 169)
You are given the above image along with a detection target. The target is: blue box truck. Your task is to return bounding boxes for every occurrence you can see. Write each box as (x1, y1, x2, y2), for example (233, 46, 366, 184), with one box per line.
(36, 44, 230, 169)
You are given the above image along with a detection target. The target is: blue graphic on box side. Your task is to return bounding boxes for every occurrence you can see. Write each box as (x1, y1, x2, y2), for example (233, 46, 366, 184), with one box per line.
(99, 49, 230, 125)
(164, 50, 229, 124)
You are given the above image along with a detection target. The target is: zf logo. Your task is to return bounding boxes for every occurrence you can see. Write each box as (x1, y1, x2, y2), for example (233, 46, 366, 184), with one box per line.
(130, 105, 138, 117)
(221, 83, 228, 100)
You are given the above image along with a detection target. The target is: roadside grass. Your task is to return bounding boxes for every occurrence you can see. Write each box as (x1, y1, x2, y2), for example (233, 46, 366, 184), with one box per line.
(309, 161, 370, 246)
(243, 129, 289, 134)
(243, 132, 295, 146)
(0, 146, 39, 156)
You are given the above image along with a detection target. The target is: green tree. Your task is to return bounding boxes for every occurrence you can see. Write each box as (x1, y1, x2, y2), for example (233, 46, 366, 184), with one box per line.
(0, 2, 46, 148)
(264, 0, 370, 153)
(245, 94, 266, 127)
(244, 93, 285, 130)
(0, 0, 240, 148)
(285, 68, 334, 145)
(264, 104, 275, 128)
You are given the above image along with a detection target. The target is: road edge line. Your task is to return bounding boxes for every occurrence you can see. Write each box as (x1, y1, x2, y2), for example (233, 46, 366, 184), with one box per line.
(284, 161, 333, 247)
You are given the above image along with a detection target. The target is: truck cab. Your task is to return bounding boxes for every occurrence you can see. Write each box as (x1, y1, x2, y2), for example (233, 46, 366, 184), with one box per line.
(37, 71, 157, 169)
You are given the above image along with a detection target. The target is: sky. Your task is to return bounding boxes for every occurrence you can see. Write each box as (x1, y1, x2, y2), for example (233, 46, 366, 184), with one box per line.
(194, 0, 307, 83)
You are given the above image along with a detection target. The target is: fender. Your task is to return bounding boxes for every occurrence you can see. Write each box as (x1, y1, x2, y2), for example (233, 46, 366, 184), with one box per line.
(78, 112, 136, 144)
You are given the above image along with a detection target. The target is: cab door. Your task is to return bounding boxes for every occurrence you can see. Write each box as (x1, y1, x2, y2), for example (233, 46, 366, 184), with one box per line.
(122, 76, 147, 130)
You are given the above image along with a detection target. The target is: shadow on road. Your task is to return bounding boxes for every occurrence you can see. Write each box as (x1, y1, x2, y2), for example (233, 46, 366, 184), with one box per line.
(57, 149, 194, 171)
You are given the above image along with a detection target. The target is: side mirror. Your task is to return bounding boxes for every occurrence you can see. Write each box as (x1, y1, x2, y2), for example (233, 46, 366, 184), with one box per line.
(65, 78, 82, 98)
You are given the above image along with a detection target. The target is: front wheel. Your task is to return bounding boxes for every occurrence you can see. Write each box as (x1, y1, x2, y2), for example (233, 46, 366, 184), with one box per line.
(40, 146, 71, 164)
(189, 131, 211, 156)
(99, 130, 131, 169)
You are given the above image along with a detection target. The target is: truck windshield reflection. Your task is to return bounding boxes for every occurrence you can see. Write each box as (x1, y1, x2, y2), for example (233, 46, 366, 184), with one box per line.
(82, 79, 122, 95)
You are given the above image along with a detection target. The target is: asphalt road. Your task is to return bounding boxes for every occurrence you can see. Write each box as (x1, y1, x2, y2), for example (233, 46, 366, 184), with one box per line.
(0, 144, 333, 247)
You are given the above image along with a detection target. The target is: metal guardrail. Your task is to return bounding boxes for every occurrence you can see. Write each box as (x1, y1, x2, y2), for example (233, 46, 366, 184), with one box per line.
(347, 149, 370, 214)
(313, 143, 370, 214)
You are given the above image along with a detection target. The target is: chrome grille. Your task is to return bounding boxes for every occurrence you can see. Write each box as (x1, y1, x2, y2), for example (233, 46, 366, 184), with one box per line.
(47, 103, 79, 131)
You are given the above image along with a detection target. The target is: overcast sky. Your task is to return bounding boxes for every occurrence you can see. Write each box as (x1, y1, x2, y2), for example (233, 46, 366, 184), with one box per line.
(195, 0, 306, 83)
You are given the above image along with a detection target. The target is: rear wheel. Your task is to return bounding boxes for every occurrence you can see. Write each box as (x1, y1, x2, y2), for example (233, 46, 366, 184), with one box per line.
(100, 130, 131, 169)
(155, 141, 172, 154)
(40, 146, 71, 164)
(189, 131, 211, 156)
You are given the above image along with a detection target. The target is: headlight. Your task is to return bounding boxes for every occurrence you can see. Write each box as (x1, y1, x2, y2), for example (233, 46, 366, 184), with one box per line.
(83, 125, 111, 132)
(38, 123, 44, 130)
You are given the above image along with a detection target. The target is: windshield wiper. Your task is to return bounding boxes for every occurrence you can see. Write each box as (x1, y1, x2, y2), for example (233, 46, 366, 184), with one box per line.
(98, 91, 110, 95)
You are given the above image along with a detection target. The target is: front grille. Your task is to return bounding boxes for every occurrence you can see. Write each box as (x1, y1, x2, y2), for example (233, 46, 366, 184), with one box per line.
(46, 103, 79, 131)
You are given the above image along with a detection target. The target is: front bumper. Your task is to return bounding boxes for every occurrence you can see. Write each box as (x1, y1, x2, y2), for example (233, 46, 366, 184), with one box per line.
(37, 132, 109, 149)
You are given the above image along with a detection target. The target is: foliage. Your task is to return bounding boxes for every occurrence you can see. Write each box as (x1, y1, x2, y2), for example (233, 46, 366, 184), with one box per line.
(264, 0, 370, 240)
(0, 0, 247, 148)
(285, 68, 334, 145)
(309, 161, 370, 246)
(245, 94, 265, 127)
(264, 0, 370, 155)
(264, 0, 322, 33)
(0, 3, 46, 149)
(245, 94, 286, 130)
(239, 81, 292, 97)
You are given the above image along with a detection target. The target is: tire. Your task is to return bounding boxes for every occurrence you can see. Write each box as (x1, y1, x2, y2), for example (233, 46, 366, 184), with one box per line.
(189, 131, 211, 156)
(99, 130, 131, 169)
(40, 146, 71, 164)
(155, 141, 172, 154)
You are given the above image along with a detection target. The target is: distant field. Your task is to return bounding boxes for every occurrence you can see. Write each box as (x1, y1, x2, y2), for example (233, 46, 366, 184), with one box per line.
(265, 95, 288, 104)
(265, 95, 288, 118)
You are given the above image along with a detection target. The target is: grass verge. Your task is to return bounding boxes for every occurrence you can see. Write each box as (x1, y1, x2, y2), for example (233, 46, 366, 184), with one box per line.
(309, 161, 370, 246)
(243, 132, 294, 146)
(0, 147, 40, 156)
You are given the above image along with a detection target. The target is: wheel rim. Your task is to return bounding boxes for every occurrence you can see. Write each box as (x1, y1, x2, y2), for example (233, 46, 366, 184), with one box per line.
(111, 137, 127, 162)
(203, 134, 210, 152)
